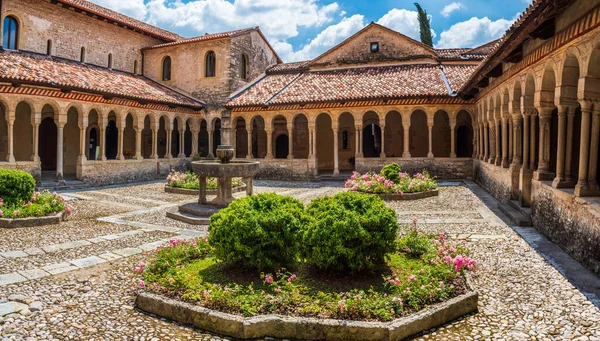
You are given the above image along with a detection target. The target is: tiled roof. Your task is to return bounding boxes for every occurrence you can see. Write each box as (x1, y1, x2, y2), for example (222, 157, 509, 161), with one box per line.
(442, 65, 480, 93)
(0, 50, 203, 109)
(145, 27, 260, 50)
(267, 61, 310, 74)
(56, 0, 181, 41)
(228, 64, 479, 107)
(435, 48, 472, 59)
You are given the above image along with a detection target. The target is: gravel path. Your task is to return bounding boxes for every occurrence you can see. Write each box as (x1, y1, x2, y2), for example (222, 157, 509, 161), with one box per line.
(0, 180, 598, 340)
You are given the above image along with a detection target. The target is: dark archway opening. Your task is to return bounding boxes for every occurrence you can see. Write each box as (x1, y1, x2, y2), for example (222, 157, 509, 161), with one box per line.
(171, 120, 180, 158)
(213, 119, 221, 155)
(88, 128, 98, 161)
(275, 134, 289, 159)
(105, 120, 118, 160)
(362, 124, 381, 158)
(199, 120, 209, 157)
(456, 126, 473, 157)
(39, 117, 57, 171)
(184, 121, 192, 157)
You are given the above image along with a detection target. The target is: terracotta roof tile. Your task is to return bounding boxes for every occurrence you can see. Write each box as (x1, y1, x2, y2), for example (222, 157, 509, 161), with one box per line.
(145, 27, 259, 50)
(228, 64, 483, 107)
(56, 0, 181, 41)
(0, 50, 203, 108)
(435, 48, 473, 59)
(267, 61, 310, 74)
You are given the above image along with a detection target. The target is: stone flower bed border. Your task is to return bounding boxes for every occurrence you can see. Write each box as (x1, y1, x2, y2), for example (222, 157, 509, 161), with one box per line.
(164, 184, 247, 196)
(0, 211, 65, 229)
(136, 287, 478, 341)
(369, 188, 439, 201)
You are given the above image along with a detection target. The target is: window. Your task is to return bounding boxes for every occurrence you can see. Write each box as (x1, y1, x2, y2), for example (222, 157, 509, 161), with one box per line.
(162, 56, 171, 81)
(241, 53, 249, 80)
(108, 53, 113, 69)
(205, 51, 216, 77)
(134, 60, 138, 74)
(46, 40, 52, 55)
(3, 16, 18, 50)
(370, 42, 379, 53)
(80, 47, 86, 62)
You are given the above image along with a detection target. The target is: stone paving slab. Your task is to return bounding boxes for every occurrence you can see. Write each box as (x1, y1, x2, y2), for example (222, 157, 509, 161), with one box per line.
(0, 250, 29, 258)
(18, 268, 50, 280)
(23, 248, 45, 256)
(0, 301, 28, 316)
(0, 273, 27, 285)
(98, 252, 123, 261)
(112, 247, 143, 257)
(139, 241, 166, 252)
(69, 256, 107, 268)
(42, 262, 78, 275)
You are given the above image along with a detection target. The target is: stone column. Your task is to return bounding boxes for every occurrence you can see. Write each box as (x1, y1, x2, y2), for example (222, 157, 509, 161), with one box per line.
(502, 118, 509, 167)
(178, 129, 185, 158)
(529, 111, 537, 171)
(231, 127, 237, 157)
(308, 127, 314, 158)
(79, 125, 87, 162)
(32, 122, 40, 162)
(427, 122, 434, 158)
(522, 114, 530, 170)
(519, 113, 532, 206)
(574, 101, 593, 196)
(587, 107, 600, 193)
(287, 124, 293, 160)
(480, 125, 485, 160)
(484, 123, 489, 162)
(474, 126, 479, 158)
(564, 111, 575, 184)
(403, 124, 410, 158)
(265, 129, 273, 159)
(99, 125, 106, 161)
(56, 123, 65, 182)
(380, 124, 386, 158)
(511, 115, 522, 166)
(553, 107, 568, 187)
(117, 121, 124, 160)
(355, 127, 360, 159)
(207, 129, 214, 158)
(508, 118, 513, 164)
(5, 109, 15, 162)
(495, 120, 501, 166)
(191, 129, 199, 157)
(450, 121, 456, 158)
(247, 125, 253, 159)
(152, 128, 158, 159)
(166, 129, 173, 159)
(535, 108, 553, 180)
(135, 128, 142, 160)
(333, 126, 339, 175)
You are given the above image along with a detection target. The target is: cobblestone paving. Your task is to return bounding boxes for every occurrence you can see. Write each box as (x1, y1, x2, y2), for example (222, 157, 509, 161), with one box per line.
(0, 181, 599, 340)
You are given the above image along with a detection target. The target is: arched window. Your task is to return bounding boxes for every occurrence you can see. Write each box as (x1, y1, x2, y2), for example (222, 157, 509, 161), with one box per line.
(162, 56, 171, 81)
(133, 60, 138, 74)
(205, 51, 216, 77)
(46, 40, 52, 55)
(241, 53, 249, 80)
(3, 16, 19, 50)
(108, 53, 113, 69)
(80, 47, 86, 62)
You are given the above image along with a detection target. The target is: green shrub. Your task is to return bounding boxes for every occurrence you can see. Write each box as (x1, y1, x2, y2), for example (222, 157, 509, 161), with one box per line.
(301, 191, 398, 273)
(0, 169, 36, 205)
(397, 229, 432, 258)
(208, 193, 307, 270)
(380, 163, 402, 184)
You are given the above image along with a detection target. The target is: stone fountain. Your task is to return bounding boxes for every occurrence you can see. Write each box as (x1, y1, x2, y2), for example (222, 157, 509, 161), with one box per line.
(166, 115, 260, 224)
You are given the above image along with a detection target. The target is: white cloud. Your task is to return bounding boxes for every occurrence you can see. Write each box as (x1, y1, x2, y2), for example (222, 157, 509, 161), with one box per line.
(377, 8, 435, 42)
(435, 16, 513, 48)
(279, 14, 365, 62)
(91, 0, 147, 20)
(441, 2, 464, 17)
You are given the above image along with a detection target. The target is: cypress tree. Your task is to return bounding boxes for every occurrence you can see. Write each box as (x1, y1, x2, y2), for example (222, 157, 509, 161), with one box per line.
(414, 3, 433, 47)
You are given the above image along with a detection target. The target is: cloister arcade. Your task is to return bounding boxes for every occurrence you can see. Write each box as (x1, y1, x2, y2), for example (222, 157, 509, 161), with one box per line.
(473, 35, 600, 201)
(230, 107, 474, 175)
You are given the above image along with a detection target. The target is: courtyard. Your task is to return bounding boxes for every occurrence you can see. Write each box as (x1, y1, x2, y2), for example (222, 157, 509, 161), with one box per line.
(0, 180, 598, 340)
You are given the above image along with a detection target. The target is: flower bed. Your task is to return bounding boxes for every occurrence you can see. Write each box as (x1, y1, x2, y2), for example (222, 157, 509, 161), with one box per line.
(135, 193, 476, 339)
(345, 163, 438, 200)
(165, 170, 245, 195)
(0, 190, 72, 228)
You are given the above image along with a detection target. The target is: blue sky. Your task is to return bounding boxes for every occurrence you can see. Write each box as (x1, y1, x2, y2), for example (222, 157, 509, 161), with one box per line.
(92, 0, 531, 62)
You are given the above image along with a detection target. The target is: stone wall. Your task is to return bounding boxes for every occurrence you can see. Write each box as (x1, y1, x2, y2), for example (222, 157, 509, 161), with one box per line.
(356, 158, 473, 179)
(80, 158, 189, 186)
(531, 181, 600, 275)
(473, 160, 512, 202)
(229, 31, 279, 93)
(253, 159, 314, 181)
(2, 0, 162, 72)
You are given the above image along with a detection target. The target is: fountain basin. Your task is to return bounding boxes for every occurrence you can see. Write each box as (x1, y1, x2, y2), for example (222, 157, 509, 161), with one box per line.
(191, 160, 260, 178)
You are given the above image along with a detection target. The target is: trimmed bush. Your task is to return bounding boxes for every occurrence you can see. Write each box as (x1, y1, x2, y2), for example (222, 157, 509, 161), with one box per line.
(208, 193, 307, 270)
(0, 169, 36, 205)
(380, 163, 402, 184)
(301, 191, 398, 273)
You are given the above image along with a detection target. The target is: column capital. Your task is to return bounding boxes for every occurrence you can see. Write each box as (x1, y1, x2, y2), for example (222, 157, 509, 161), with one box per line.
(578, 99, 594, 112)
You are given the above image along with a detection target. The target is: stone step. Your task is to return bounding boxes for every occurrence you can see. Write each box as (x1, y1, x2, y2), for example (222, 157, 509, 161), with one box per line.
(166, 208, 211, 225)
(498, 202, 532, 227)
(178, 203, 221, 217)
(508, 200, 532, 216)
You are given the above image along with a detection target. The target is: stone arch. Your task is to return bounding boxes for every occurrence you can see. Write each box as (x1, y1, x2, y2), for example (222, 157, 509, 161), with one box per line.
(64, 107, 80, 175)
(540, 63, 559, 175)
(362, 111, 381, 158)
(157, 115, 169, 158)
(410, 110, 428, 157)
(105, 111, 119, 160)
(316, 113, 333, 172)
(385, 111, 403, 158)
(142, 115, 153, 159)
(13, 101, 33, 161)
(123, 113, 136, 159)
(198, 119, 209, 157)
(251, 116, 266, 158)
(39, 104, 57, 170)
(234, 117, 248, 158)
(293, 114, 309, 159)
(433, 110, 451, 157)
(184, 118, 193, 157)
(272, 115, 288, 159)
(456, 110, 473, 157)
(338, 112, 355, 170)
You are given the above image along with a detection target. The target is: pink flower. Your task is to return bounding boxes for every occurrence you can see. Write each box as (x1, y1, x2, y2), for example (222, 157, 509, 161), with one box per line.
(337, 299, 346, 311)
(439, 281, 445, 287)
(168, 278, 175, 285)
(275, 286, 281, 293)
(135, 263, 145, 274)
(65, 205, 72, 214)
(0, 209, 3, 217)
(265, 275, 273, 284)
(407, 275, 417, 282)
(351, 185, 358, 191)
(287, 274, 296, 282)
(138, 280, 145, 288)
(361, 174, 369, 180)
